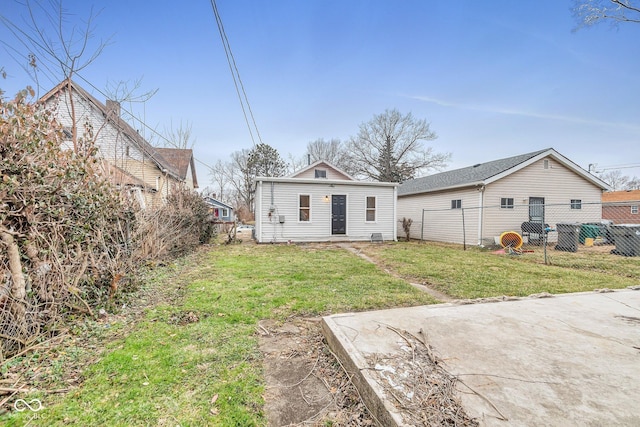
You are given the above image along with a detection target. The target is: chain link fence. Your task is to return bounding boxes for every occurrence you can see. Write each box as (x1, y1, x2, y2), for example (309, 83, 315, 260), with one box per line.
(417, 200, 640, 264)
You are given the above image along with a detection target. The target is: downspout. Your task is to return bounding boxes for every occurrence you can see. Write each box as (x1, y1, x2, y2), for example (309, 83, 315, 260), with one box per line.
(256, 181, 262, 243)
(477, 185, 485, 246)
(393, 186, 398, 241)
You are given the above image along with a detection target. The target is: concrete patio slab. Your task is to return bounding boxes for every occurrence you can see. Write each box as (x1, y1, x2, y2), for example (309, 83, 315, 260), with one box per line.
(322, 289, 640, 426)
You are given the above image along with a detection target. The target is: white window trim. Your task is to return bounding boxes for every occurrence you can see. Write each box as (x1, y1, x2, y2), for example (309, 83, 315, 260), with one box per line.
(222, 208, 229, 217)
(451, 199, 462, 209)
(365, 196, 377, 223)
(298, 194, 311, 222)
(314, 169, 327, 179)
(500, 197, 514, 209)
(570, 199, 582, 210)
(632, 205, 638, 215)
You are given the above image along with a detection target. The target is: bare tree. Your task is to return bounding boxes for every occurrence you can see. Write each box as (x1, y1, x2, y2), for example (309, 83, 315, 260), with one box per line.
(287, 153, 307, 175)
(162, 119, 195, 149)
(227, 149, 254, 213)
(305, 138, 354, 173)
(217, 144, 287, 215)
(572, 0, 640, 29)
(626, 176, 640, 190)
(346, 109, 450, 182)
(0, 0, 111, 153)
(103, 77, 158, 125)
(209, 159, 232, 203)
(599, 170, 630, 190)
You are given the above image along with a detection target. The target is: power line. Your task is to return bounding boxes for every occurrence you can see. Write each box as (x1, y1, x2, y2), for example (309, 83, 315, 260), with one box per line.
(73, 73, 214, 172)
(209, 0, 264, 147)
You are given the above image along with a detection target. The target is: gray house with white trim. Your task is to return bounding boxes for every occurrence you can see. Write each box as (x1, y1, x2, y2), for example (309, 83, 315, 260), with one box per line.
(254, 161, 397, 243)
(397, 148, 611, 246)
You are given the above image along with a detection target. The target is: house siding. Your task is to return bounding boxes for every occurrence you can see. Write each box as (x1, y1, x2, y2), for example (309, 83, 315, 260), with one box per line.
(602, 191, 640, 224)
(482, 159, 603, 244)
(397, 157, 605, 245)
(293, 167, 351, 180)
(256, 181, 395, 243)
(397, 188, 479, 244)
(603, 204, 640, 224)
(43, 85, 184, 208)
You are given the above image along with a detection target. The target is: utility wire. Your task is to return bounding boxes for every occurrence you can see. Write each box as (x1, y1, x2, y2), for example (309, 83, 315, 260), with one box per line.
(73, 73, 214, 172)
(209, 0, 263, 147)
(1, 10, 216, 173)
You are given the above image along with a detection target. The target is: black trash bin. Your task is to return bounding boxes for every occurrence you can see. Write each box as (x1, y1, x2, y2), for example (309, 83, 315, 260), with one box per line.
(610, 224, 640, 257)
(556, 222, 581, 252)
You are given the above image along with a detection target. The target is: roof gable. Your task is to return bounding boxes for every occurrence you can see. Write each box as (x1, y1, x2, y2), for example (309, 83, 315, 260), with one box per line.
(289, 160, 354, 181)
(398, 148, 611, 196)
(155, 148, 198, 188)
(39, 80, 182, 181)
(204, 197, 234, 210)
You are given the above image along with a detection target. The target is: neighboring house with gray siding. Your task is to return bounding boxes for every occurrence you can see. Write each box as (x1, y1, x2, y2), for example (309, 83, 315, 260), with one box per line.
(397, 148, 611, 246)
(204, 197, 235, 222)
(254, 161, 397, 243)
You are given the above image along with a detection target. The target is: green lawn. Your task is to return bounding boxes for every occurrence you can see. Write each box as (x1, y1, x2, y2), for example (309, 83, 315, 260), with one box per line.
(4, 241, 636, 426)
(362, 241, 639, 299)
(3, 244, 435, 426)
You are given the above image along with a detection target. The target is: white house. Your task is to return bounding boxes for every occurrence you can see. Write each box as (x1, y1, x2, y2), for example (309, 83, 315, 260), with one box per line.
(397, 148, 611, 246)
(39, 80, 198, 208)
(254, 161, 397, 243)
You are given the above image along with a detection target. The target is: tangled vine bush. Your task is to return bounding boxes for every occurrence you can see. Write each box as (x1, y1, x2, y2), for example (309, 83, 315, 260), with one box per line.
(0, 89, 214, 360)
(0, 88, 132, 360)
(132, 188, 215, 261)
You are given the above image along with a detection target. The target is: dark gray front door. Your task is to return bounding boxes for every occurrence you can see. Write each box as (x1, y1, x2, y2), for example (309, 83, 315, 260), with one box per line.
(331, 195, 346, 235)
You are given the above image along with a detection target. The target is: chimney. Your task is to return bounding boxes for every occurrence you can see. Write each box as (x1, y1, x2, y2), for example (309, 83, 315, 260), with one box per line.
(106, 100, 121, 117)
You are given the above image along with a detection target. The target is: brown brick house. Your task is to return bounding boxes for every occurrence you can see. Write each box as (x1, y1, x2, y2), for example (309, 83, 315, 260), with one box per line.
(602, 190, 640, 224)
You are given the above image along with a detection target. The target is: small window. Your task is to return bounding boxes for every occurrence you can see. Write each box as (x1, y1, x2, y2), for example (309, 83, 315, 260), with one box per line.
(501, 198, 514, 209)
(125, 145, 130, 157)
(299, 195, 310, 221)
(543, 159, 550, 169)
(632, 205, 638, 215)
(366, 196, 376, 222)
(62, 127, 73, 139)
(570, 199, 582, 210)
(222, 208, 229, 217)
(314, 169, 327, 178)
(451, 199, 462, 209)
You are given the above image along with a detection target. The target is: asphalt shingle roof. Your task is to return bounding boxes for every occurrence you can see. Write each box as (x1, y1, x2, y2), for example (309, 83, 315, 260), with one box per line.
(398, 148, 550, 196)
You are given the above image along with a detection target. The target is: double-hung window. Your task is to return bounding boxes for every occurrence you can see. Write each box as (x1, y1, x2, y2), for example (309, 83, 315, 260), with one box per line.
(299, 195, 310, 221)
(501, 198, 514, 209)
(570, 199, 582, 210)
(366, 196, 376, 222)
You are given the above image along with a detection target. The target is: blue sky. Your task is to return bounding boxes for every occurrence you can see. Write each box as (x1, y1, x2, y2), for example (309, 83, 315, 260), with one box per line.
(1, 0, 639, 182)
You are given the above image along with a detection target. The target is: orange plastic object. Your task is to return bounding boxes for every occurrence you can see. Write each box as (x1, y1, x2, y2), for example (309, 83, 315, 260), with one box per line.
(499, 231, 523, 249)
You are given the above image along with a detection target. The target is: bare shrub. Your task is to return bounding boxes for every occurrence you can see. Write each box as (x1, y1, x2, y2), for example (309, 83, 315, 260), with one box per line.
(1, 89, 215, 361)
(0, 89, 132, 360)
(132, 188, 215, 262)
(402, 217, 413, 241)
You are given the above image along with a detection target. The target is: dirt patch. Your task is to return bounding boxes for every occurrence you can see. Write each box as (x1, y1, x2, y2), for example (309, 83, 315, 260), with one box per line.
(259, 317, 376, 426)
